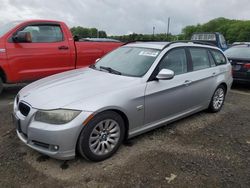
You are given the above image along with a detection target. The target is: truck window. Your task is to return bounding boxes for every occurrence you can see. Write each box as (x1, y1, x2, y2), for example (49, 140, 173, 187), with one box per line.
(219, 34, 227, 49)
(21, 25, 63, 43)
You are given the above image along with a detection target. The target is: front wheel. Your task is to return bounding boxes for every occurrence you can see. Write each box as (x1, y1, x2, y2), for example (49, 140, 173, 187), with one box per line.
(208, 85, 226, 113)
(77, 111, 125, 161)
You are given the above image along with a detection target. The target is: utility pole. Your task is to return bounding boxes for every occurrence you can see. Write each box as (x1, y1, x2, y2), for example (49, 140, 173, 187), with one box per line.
(153, 26, 155, 36)
(167, 17, 171, 41)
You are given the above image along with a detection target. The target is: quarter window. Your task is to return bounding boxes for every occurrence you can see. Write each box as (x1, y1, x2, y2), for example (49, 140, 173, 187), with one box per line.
(21, 25, 63, 43)
(190, 48, 210, 71)
(158, 48, 187, 75)
(211, 50, 227, 65)
(208, 51, 216, 67)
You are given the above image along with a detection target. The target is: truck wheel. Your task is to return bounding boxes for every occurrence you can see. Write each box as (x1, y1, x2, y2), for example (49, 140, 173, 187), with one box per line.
(0, 78, 3, 95)
(77, 111, 125, 161)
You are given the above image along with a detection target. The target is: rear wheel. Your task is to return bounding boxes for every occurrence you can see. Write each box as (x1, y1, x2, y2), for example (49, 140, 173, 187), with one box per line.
(0, 78, 3, 95)
(209, 85, 226, 113)
(77, 111, 125, 161)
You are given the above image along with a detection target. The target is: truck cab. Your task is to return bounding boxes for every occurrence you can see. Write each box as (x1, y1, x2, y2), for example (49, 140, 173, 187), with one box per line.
(191, 32, 228, 51)
(0, 20, 122, 94)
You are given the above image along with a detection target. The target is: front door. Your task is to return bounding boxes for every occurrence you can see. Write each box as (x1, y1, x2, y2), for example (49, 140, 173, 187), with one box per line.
(6, 24, 74, 82)
(144, 48, 193, 125)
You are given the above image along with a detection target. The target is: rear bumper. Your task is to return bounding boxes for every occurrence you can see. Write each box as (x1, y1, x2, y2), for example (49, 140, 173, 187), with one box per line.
(233, 71, 250, 83)
(233, 77, 250, 83)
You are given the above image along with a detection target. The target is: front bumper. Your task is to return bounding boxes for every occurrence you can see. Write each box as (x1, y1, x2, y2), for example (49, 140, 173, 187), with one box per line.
(13, 102, 93, 160)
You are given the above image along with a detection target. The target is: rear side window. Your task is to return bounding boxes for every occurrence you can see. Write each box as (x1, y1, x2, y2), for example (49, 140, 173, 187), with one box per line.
(21, 25, 63, 43)
(211, 50, 227, 65)
(158, 48, 187, 75)
(190, 48, 210, 71)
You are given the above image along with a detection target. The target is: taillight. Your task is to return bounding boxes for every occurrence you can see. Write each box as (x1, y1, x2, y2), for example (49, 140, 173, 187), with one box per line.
(243, 63, 250, 69)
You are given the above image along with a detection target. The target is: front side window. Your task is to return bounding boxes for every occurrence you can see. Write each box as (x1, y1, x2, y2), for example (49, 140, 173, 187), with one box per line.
(95, 47, 160, 77)
(158, 48, 187, 75)
(190, 48, 210, 71)
(21, 25, 63, 43)
(211, 50, 227, 65)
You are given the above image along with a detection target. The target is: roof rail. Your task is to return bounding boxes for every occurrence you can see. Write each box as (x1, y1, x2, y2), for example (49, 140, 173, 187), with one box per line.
(162, 40, 217, 49)
(122, 40, 166, 46)
(123, 40, 217, 48)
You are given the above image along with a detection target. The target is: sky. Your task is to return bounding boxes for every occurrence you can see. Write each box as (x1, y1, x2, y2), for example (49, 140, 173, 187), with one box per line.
(1, 0, 250, 35)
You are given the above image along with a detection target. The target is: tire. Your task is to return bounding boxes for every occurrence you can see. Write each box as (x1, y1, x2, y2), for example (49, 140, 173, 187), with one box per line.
(77, 111, 125, 162)
(0, 78, 3, 95)
(208, 85, 226, 113)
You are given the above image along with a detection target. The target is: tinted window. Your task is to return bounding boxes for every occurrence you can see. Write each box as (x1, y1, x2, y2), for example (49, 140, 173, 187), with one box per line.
(190, 48, 210, 71)
(21, 25, 63, 42)
(158, 48, 187, 75)
(211, 50, 227, 65)
(95, 47, 160, 77)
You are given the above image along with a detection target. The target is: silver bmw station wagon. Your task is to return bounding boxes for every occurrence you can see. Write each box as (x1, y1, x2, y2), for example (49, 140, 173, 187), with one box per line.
(13, 41, 233, 161)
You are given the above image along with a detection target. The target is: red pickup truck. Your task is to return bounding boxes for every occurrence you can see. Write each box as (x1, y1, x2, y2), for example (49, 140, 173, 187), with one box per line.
(0, 20, 122, 94)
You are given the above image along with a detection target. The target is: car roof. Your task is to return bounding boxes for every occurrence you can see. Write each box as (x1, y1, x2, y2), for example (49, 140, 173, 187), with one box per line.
(125, 41, 219, 50)
(230, 44, 250, 48)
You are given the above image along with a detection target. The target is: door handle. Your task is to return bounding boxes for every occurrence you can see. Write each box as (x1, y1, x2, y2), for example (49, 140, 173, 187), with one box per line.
(184, 80, 192, 86)
(58, 46, 69, 50)
(212, 72, 217, 77)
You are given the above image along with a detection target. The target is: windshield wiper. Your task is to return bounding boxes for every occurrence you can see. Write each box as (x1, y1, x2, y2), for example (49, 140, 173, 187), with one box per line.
(99, 66, 122, 75)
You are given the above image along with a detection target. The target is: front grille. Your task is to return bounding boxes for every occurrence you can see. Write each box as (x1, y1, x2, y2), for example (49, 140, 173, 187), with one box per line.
(18, 102, 30, 116)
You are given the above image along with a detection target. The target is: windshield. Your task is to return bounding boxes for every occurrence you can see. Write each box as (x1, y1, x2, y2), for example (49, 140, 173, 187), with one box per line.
(94, 47, 160, 77)
(0, 21, 22, 37)
(224, 46, 250, 59)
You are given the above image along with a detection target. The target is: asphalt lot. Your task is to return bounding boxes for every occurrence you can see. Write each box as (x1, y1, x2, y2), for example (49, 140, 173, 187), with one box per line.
(0, 83, 250, 188)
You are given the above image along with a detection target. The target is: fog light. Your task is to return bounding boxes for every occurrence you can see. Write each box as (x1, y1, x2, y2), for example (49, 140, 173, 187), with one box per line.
(51, 145, 59, 151)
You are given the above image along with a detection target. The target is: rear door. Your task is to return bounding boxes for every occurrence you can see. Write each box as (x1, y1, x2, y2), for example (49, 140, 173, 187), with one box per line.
(186, 47, 218, 108)
(144, 47, 193, 125)
(6, 23, 74, 82)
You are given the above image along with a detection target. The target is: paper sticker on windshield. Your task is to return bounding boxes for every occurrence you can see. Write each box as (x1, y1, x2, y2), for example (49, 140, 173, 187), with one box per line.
(139, 51, 159, 57)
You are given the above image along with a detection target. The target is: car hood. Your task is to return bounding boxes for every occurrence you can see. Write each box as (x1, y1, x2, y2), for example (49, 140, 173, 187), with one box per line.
(19, 68, 140, 110)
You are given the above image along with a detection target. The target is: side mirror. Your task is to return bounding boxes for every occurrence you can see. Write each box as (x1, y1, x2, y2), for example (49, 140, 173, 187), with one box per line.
(95, 58, 100, 63)
(156, 69, 174, 80)
(73, 35, 79, 41)
(13, 31, 32, 43)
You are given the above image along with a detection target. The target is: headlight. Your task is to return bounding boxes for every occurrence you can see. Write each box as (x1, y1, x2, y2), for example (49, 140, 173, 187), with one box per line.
(35, 109, 81, 125)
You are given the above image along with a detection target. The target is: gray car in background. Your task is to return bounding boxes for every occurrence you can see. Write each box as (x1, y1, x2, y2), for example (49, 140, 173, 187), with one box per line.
(13, 41, 233, 161)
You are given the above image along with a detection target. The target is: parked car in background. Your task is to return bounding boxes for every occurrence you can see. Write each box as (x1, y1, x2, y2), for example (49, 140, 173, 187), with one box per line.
(0, 20, 122, 94)
(191, 32, 228, 51)
(13, 41, 233, 161)
(225, 44, 250, 83)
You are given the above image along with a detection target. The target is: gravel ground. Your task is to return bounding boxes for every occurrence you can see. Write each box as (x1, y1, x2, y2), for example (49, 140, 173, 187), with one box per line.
(0, 83, 250, 188)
